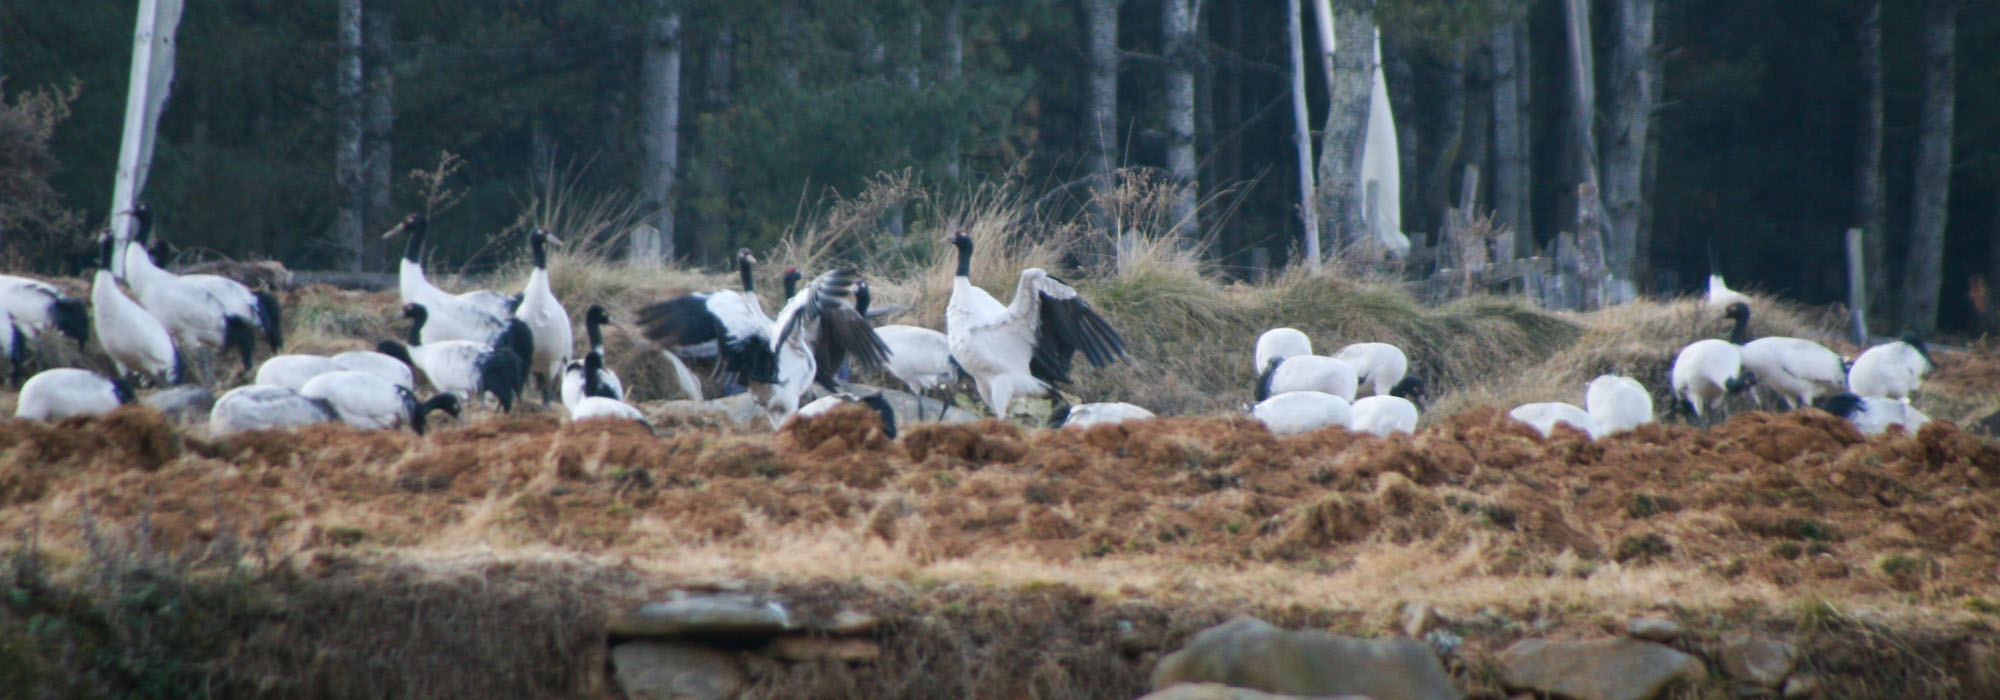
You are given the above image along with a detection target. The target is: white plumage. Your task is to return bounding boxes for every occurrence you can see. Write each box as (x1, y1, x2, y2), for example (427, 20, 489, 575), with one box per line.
(0, 273, 91, 346)
(751, 269, 890, 428)
(1585, 374, 1654, 436)
(1333, 342, 1410, 397)
(208, 384, 336, 437)
(300, 370, 460, 434)
(1252, 391, 1353, 436)
(1509, 401, 1595, 438)
(1706, 273, 1750, 312)
(124, 204, 284, 353)
(1818, 393, 1929, 436)
(121, 239, 254, 371)
(943, 231, 1126, 418)
(513, 229, 571, 402)
(569, 396, 649, 426)
(254, 354, 344, 391)
(1847, 333, 1933, 403)
(873, 324, 958, 420)
(1051, 402, 1157, 429)
(562, 305, 624, 410)
(332, 343, 417, 390)
(636, 250, 795, 401)
(1253, 328, 1312, 374)
(1349, 395, 1419, 437)
(15, 368, 135, 421)
(386, 214, 517, 319)
(1741, 337, 1847, 409)
(91, 269, 181, 386)
(1671, 338, 1748, 424)
(1258, 355, 1359, 403)
(401, 303, 528, 411)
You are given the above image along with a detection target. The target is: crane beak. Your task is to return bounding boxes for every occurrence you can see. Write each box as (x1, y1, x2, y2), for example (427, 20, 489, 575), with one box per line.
(381, 222, 406, 240)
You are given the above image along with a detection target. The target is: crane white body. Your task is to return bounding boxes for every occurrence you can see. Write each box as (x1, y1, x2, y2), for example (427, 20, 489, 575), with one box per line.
(1260, 355, 1358, 402)
(254, 354, 343, 391)
(1333, 342, 1409, 397)
(1510, 401, 1595, 438)
(209, 384, 336, 437)
(15, 368, 133, 421)
(1253, 328, 1312, 374)
(1349, 395, 1419, 436)
(1740, 337, 1846, 409)
(1252, 391, 1353, 436)
(1585, 374, 1654, 436)
(91, 269, 179, 385)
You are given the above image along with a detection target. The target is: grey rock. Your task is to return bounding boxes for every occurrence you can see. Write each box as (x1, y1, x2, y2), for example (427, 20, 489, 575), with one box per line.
(1625, 617, 1683, 643)
(1498, 637, 1705, 700)
(610, 593, 796, 638)
(143, 385, 215, 422)
(1720, 634, 1796, 688)
(1151, 616, 1459, 700)
(611, 641, 744, 700)
(1137, 682, 1373, 700)
(1402, 603, 1442, 638)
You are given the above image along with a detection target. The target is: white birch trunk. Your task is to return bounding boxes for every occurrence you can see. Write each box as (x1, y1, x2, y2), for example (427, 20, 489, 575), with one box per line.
(635, 11, 682, 266)
(1601, 0, 1655, 290)
(1287, 0, 1321, 272)
(108, 0, 185, 279)
(333, 0, 364, 272)
(1083, 0, 1121, 240)
(1162, 0, 1201, 238)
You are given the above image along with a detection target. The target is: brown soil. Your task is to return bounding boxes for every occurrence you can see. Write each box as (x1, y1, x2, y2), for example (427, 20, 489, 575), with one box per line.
(5, 395, 2000, 698)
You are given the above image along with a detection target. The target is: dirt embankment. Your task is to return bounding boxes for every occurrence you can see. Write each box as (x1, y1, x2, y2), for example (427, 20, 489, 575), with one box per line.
(4, 403, 1998, 601)
(3, 404, 1999, 697)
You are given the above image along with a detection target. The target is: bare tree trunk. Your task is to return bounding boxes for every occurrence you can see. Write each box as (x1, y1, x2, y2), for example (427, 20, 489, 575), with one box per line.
(1425, 43, 1467, 232)
(635, 10, 681, 266)
(333, 0, 364, 272)
(694, 23, 735, 252)
(1287, 0, 1321, 271)
(362, 0, 394, 269)
(1854, 0, 1889, 320)
(1489, 16, 1530, 259)
(1162, 0, 1202, 237)
(1901, 0, 1956, 335)
(1601, 0, 1655, 290)
(938, 0, 965, 180)
(1313, 0, 1373, 248)
(1082, 0, 1121, 236)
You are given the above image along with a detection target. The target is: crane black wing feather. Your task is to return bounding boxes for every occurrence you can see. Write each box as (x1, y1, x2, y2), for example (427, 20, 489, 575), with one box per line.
(1026, 287, 1125, 386)
(636, 295, 721, 348)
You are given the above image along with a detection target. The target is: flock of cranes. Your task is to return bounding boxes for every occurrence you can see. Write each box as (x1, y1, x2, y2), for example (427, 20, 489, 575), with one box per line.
(0, 211, 1945, 444)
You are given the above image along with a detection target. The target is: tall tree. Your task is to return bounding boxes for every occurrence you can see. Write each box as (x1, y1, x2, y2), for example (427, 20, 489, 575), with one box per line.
(1287, 0, 1321, 270)
(333, 0, 364, 272)
(1601, 0, 1656, 288)
(362, 0, 394, 268)
(1902, 0, 1957, 334)
(1162, 0, 1202, 236)
(1313, 0, 1373, 248)
(1854, 0, 1889, 321)
(1489, 14, 1530, 258)
(693, 20, 735, 254)
(938, 0, 966, 180)
(635, 8, 682, 265)
(1082, 0, 1121, 234)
